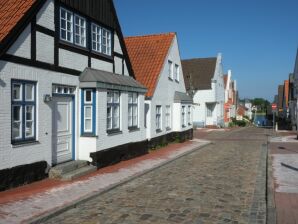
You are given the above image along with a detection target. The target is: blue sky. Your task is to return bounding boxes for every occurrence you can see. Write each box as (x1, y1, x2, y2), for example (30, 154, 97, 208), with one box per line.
(114, 0, 298, 101)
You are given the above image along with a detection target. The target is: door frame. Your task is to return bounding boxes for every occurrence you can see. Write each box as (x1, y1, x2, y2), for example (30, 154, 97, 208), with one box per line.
(52, 93, 76, 162)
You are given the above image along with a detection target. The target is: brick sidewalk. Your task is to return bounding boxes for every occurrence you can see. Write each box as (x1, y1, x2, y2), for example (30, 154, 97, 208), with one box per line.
(0, 139, 209, 224)
(269, 134, 298, 224)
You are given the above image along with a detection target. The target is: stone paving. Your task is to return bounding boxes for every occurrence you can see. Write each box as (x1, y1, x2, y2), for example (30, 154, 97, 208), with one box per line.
(44, 127, 269, 224)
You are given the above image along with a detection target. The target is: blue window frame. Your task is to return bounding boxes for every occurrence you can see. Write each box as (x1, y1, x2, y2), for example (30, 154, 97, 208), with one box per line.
(81, 89, 96, 135)
(11, 80, 36, 143)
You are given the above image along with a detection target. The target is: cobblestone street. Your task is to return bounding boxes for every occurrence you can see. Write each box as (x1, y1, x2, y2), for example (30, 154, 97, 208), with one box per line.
(44, 127, 269, 224)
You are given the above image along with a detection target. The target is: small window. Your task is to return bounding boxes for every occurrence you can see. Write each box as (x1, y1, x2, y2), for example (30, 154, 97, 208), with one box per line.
(174, 64, 179, 82)
(74, 15, 86, 47)
(188, 106, 191, 125)
(60, 8, 73, 43)
(107, 91, 120, 131)
(128, 92, 138, 128)
(11, 81, 36, 143)
(156, 105, 162, 131)
(165, 105, 171, 130)
(168, 60, 173, 79)
(81, 89, 96, 134)
(182, 106, 186, 127)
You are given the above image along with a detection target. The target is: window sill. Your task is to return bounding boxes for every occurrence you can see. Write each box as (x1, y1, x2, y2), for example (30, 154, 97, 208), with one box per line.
(12, 140, 40, 148)
(168, 77, 173, 81)
(156, 129, 162, 133)
(81, 133, 97, 138)
(188, 123, 192, 126)
(166, 127, 171, 131)
(175, 80, 179, 83)
(107, 129, 122, 136)
(182, 125, 186, 128)
(128, 127, 140, 132)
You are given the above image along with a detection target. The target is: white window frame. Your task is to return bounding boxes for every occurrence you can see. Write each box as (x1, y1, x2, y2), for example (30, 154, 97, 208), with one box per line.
(84, 105, 93, 133)
(84, 89, 93, 104)
(12, 83, 22, 101)
(174, 64, 180, 82)
(25, 105, 35, 138)
(156, 105, 162, 131)
(128, 92, 138, 128)
(188, 106, 191, 125)
(74, 14, 86, 47)
(168, 60, 173, 79)
(165, 105, 171, 129)
(60, 7, 73, 43)
(182, 106, 186, 127)
(12, 105, 22, 140)
(107, 91, 120, 131)
(102, 28, 112, 56)
(91, 23, 102, 53)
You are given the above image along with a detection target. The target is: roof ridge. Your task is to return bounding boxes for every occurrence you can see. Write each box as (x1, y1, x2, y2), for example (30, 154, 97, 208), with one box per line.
(182, 57, 217, 61)
(125, 32, 176, 39)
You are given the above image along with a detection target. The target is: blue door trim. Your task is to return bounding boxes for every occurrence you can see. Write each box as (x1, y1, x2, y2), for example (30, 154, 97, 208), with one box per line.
(52, 93, 76, 161)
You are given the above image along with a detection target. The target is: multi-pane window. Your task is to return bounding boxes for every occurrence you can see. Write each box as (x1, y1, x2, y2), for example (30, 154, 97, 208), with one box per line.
(74, 15, 86, 47)
(188, 106, 191, 125)
(102, 28, 111, 55)
(182, 106, 186, 127)
(82, 89, 95, 134)
(60, 8, 73, 43)
(156, 105, 162, 130)
(107, 91, 120, 131)
(165, 105, 171, 130)
(91, 24, 112, 56)
(11, 81, 36, 143)
(174, 64, 180, 82)
(128, 92, 138, 128)
(168, 60, 173, 79)
(91, 23, 102, 52)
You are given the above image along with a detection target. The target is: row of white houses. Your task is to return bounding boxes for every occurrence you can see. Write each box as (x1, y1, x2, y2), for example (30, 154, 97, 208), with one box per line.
(0, 0, 238, 190)
(0, 0, 194, 190)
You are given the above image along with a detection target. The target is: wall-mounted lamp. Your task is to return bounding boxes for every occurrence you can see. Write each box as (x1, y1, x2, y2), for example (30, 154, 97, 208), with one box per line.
(43, 94, 52, 103)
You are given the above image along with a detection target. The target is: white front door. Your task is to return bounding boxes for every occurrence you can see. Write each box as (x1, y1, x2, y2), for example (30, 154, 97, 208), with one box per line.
(52, 96, 74, 164)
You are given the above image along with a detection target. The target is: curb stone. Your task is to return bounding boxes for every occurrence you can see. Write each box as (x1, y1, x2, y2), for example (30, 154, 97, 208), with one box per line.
(27, 141, 211, 224)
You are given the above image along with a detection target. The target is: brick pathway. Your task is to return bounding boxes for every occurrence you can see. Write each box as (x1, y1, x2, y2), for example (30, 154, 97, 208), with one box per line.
(0, 139, 209, 224)
(269, 136, 298, 224)
(43, 127, 269, 224)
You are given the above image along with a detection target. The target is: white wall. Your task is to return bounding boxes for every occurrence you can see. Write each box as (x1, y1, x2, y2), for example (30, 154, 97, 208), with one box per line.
(36, 32, 54, 64)
(91, 58, 113, 73)
(148, 35, 192, 140)
(36, 0, 54, 31)
(7, 24, 31, 59)
(0, 61, 80, 170)
(59, 49, 88, 71)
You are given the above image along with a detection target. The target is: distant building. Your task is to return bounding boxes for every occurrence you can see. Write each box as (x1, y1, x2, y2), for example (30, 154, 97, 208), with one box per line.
(182, 54, 225, 128)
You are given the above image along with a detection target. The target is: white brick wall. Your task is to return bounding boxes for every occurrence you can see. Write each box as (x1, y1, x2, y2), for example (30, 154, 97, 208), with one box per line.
(123, 60, 129, 76)
(114, 56, 122, 75)
(36, 0, 55, 31)
(114, 33, 123, 54)
(59, 49, 88, 71)
(36, 32, 54, 64)
(147, 35, 192, 140)
(91, 58, 113, 73)
(0, 61, 80, 170)
(7, 24, 31, 59)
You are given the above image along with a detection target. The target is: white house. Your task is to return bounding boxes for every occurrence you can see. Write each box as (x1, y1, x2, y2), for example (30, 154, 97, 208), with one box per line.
(125, 33, 193, 147)
(0, 0, 147, 190)
(182, 54, 225, 128)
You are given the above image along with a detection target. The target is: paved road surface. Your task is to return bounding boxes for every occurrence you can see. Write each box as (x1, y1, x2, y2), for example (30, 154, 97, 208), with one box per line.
(44, 127, 269, 224)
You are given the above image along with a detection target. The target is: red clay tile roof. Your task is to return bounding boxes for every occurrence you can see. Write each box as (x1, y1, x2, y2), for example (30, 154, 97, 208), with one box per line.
(124, 33, 175, 97)
(0, 0, 37, 42)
